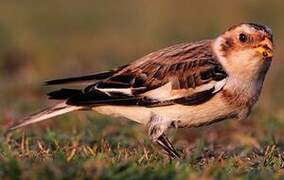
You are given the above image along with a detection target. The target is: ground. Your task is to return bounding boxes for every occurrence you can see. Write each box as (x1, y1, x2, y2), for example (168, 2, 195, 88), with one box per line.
(1, 110, 284, 180)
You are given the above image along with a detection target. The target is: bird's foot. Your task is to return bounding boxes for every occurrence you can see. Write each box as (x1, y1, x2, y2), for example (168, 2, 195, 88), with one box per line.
(157, 134, 181, 159)
(147, 115, 180, 159)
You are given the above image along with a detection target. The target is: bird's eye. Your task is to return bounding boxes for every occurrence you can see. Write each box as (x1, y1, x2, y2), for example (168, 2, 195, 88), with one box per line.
(239, 33, 247, 43)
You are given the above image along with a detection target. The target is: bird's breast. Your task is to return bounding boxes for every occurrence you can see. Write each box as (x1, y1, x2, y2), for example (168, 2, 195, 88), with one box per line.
(151, 92, 240, 128)
(220, 76, 265, 120)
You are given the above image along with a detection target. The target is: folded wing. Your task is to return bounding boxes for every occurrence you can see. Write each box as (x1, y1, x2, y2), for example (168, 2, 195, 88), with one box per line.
(48, 40, 227, 107)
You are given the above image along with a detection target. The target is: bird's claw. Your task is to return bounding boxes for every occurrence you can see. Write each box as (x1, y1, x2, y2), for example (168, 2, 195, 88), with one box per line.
(157, 134, 181, 159)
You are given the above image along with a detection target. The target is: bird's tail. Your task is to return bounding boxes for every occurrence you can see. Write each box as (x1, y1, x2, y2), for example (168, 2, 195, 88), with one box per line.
(6, 103, 82, 132)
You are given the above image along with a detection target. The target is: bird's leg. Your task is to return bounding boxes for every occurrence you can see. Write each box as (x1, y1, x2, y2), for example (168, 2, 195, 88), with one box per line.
(147, 115, 180, 159)
(157, 134, 181, 159)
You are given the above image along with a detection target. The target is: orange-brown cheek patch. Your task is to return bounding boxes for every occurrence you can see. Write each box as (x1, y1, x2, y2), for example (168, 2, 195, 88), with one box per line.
(221, 37, 235, 57)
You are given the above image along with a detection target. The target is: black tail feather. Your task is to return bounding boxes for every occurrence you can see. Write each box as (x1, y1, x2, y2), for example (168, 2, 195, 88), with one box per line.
(45, 71, 114, 85)
(45, 65, 128, 85)
(48, 89, 83, 100)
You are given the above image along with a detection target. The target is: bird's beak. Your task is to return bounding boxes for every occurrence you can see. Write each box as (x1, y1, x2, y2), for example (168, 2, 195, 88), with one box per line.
(256, 37, 273, 59)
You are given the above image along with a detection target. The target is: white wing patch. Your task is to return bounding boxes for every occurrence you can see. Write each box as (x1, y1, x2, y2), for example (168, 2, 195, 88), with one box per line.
(142, 79, 227, 101)
(213, 78, 227, 93)
(96, 86, 146, 96)
(97, 88, 133, 95)
(142, 83, 172, 100)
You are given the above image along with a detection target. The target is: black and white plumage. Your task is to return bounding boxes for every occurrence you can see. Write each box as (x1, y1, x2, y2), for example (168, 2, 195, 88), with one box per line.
(48, 40, 227, 107)
(7, 23, 273, 159)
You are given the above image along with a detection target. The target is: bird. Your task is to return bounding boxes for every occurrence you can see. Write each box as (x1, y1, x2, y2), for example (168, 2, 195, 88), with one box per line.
(6, 23, 273, 159)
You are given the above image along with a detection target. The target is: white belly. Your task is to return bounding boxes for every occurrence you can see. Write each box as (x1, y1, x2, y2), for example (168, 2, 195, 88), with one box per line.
(93, 93, 239, 127)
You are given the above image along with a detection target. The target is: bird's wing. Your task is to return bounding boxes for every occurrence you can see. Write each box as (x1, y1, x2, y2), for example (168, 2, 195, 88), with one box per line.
(48, 40, 228, 106)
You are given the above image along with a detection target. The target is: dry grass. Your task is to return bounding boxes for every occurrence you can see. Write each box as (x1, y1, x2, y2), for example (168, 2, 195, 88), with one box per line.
(1, 113, 284, 179)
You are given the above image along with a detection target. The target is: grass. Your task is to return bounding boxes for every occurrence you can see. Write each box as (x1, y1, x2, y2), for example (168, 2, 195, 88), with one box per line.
(1, 112, 284, 179)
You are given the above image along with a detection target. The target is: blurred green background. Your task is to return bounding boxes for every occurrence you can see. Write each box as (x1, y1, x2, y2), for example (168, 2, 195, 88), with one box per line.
(1, 0, 284, 179)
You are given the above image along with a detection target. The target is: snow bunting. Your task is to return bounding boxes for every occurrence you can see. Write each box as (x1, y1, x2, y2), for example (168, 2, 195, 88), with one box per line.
(7, 23, 273, 159)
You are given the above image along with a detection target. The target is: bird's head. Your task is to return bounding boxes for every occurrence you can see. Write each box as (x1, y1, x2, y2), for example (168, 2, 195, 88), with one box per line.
(213, 23, 273, 80)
